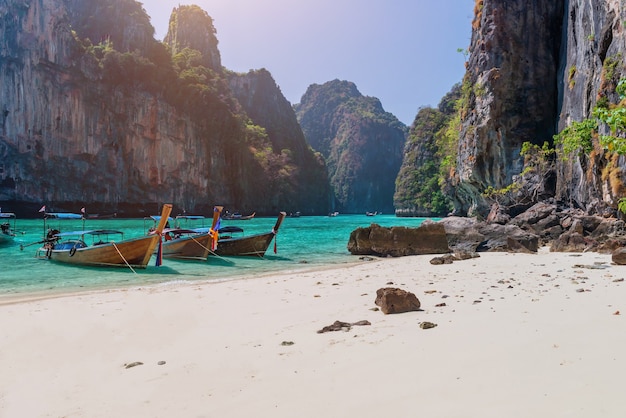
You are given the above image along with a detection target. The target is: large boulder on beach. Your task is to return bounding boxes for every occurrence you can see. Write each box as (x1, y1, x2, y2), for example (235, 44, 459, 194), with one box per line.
(611, 247, 626, 265)
(550, 231, 589, 252)
(347, 222, 450, 257)
(375, 288, 421, 314)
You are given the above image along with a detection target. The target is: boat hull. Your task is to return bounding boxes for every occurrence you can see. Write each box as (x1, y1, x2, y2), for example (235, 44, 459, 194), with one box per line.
(214, 232, 276, 257)
(39, 235, 160, 268)
(161, 234, 214, 260)
(0, 233, 15, 245)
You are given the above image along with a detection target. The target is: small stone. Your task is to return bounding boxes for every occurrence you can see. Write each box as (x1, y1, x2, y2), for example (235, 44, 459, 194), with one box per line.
(124, 361, 143, 369)
(157, 361, 166, 366)
(420, 321, 437, 329)
(281, 341, 295, 346)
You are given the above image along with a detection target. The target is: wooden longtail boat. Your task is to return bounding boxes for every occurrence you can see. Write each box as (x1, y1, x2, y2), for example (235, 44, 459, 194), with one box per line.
(213, 212, 286, 257)
(36, 204, 173, 268)
(158, 206, 222, 261)
(221, 211, 255, 220)
(0, 212, 17, 245)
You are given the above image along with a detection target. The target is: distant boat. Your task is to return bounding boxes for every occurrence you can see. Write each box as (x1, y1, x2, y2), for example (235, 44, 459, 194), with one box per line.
(36, 204, 173, 268)
(155, 206, 222, 261)
(366, 211, 378, 216)
(221, 211, 256, 221)
(288, 211, 301, 218)
(212, 212, 286, 257)
(0, 212, 17, 245)
(328, 211, 339, 217)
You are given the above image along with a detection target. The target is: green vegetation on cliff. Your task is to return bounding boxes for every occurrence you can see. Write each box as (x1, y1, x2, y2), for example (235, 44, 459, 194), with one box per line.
(2, 0, 330, 214)
(295, 80, 406, 214)
(394, 84, 460, 216)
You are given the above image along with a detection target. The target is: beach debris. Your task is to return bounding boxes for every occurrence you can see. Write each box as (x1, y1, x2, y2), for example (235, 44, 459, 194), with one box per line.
(435, 303, 447, 307)
(157, 361, 166, 366)
(613, 278, 624, 282)
(572, 263, 609, 270)
(317, 320, 371, 333)
(359, 256, 375, 261)
(124, 361, 143, 369)
(614, 311, 620, 315)
(281, 341, 295, 346)
(419, 321, 437, 329)
(424, 290, 437, 294)
(370, 307, 380, 311)
(375, 287, 421, 314)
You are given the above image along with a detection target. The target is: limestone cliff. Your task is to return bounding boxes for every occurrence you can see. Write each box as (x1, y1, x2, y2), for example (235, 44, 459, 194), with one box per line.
(0, 0, 329, 216)
(295, 80, 407, 214)
(394, 85, 460, 217)
(227, 69, 331, 213)
(454, 0, 565, 217)
(555, 0, 626, 215)
(452, 0, 626, 218)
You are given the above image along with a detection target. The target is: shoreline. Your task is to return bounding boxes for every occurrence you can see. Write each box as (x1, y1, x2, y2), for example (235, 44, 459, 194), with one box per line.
(0, 257, 368, 306)
(2, 248, 625, 417)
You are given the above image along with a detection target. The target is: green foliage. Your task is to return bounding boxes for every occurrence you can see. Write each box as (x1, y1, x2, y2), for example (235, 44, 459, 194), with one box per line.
(483, 183, 520, 199)
(553, 118, 597, 157)
(593, 104, 626, 154)
(617, 77, 626, 98)
(568, 66, 576, 89)
(619, 197, 626, 215)
(520, 141, 555, 161)
(436, 112, 460, 177)
(555, 77, 626, 158)
(603, 54, 622, 83)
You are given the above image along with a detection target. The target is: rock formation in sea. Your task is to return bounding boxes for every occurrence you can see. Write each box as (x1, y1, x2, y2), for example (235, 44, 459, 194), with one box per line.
(294, 80, 407, 214)
(0, 0, 329, 216)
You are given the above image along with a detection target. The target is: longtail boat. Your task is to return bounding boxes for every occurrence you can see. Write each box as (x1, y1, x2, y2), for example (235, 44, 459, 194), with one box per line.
(158, 206, 222, 261)
(0, 212, 17, 245)
(221, 211, 255, 220)
(213, 212, 286, 257)
(36, 204, 173, 268)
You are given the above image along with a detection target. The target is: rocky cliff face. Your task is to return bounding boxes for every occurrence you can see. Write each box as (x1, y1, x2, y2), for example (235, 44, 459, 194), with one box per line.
(228, 69, 331, 214)
(295, 80, 407, 214)
(0, 0, 329, 216)
(452, 0, 626, 218)
(454, 0, 565, 217)
(555, 0, 626, 214)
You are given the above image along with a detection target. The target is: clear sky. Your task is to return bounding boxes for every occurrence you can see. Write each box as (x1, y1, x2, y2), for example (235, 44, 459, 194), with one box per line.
(141, 1, 474, 126)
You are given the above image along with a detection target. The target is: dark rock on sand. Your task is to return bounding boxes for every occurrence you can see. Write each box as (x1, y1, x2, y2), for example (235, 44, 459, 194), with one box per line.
(375, 288, 421, 314)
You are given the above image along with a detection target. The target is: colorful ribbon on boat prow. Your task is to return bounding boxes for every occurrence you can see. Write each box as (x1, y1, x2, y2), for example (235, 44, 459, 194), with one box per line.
(155, 234, 163, 267)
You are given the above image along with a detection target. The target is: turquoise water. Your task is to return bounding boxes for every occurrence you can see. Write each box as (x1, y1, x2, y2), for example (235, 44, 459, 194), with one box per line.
(0, 214, 430, 300)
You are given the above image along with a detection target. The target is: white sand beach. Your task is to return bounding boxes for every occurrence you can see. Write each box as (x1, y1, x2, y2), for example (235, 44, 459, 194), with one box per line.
(1, 248, 625, 417)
